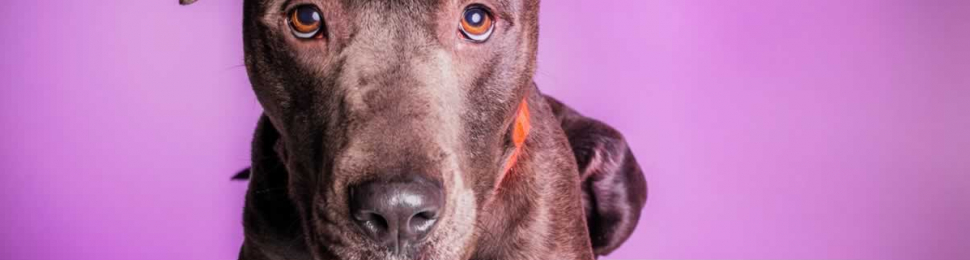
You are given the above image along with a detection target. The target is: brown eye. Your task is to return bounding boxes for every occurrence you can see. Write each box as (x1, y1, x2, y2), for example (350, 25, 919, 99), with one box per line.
(459, 5, 494, 42)
(288, 5, 324, 39)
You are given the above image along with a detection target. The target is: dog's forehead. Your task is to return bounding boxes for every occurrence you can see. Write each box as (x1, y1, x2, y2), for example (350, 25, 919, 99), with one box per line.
(340, 0, 443, 9)
(337, 0, 531, 8)
(245, 0, 536, 13)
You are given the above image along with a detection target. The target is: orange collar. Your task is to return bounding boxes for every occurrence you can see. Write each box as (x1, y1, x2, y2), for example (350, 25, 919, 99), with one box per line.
(497, 98, 531, 187)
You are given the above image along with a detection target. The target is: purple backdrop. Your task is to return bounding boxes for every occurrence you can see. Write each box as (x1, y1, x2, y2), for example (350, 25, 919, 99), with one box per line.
(1, 0, 967, 259)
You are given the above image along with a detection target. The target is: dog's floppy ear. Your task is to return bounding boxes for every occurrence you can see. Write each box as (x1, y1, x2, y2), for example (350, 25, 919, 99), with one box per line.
(546, 96, 648, 256)
(180, 0, 198, 5)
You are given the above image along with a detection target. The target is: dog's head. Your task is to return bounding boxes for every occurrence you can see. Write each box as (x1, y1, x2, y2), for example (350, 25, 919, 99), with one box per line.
(186, 0, 541, 259)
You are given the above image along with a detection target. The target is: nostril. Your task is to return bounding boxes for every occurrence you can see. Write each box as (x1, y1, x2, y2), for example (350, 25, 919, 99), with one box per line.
(354, 211, 389, 236)
(415, 210, 438, 221)
(408, 210, 439, 234)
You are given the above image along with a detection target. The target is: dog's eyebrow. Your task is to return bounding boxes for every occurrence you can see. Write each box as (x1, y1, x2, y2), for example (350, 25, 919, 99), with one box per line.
(279, 0, 294, 12)
(492, 1, 516, 28)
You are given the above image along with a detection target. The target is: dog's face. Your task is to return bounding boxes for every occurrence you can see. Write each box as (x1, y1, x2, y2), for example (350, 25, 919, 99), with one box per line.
(235, 0, 540, 259)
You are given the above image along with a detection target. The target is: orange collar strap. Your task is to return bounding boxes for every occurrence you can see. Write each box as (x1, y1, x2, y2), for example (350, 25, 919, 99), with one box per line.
(498, 98, 531, 187)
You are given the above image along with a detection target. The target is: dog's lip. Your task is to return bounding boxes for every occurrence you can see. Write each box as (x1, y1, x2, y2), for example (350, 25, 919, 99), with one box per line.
(311, 241, 435, 260)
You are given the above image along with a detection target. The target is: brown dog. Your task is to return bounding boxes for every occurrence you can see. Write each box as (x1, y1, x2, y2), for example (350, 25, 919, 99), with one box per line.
(181, 0, 646, 259)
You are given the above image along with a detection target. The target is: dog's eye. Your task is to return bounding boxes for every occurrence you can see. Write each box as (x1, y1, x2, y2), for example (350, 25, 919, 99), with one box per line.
(459, 5, 494, 42)
(288, 5, 324, 39)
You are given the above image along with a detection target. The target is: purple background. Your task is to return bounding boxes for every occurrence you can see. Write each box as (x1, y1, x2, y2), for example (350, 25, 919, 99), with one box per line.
(1, 0, 968, 259)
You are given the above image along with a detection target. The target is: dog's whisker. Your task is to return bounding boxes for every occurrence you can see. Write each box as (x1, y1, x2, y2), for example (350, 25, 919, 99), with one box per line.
(219, 64, 247, 72)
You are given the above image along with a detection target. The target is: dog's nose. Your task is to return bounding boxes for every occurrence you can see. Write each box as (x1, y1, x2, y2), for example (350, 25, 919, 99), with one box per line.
(349, 177, 443, 253)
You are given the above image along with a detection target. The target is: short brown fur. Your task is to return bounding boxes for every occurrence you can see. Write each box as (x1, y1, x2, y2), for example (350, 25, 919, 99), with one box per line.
(181, 1, 646, 259)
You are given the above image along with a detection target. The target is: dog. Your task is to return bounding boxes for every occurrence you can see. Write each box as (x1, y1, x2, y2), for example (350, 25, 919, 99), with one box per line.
(181, 0, 647, 259)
